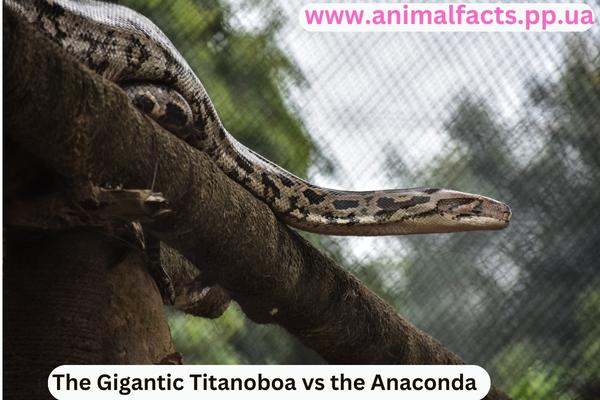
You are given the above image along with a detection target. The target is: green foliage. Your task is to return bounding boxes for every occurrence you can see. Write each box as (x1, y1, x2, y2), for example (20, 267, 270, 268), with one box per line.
(575, 288, 600, 392)
(168, 306, 246, 364)
(506, 364, 573, 400)
(492, 342, 575, 400)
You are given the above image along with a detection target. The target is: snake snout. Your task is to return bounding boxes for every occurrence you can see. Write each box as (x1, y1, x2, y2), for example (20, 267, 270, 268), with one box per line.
(472, 200, 511, 232)
(479, 196, 512, 224)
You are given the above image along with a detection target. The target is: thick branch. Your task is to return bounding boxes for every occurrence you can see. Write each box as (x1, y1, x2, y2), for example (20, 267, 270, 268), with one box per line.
(4, 10, 508, 399)
(161, 241, 231, 318)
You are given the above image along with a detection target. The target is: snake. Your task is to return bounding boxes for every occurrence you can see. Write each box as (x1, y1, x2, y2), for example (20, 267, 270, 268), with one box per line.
(6, 0, 511, 236)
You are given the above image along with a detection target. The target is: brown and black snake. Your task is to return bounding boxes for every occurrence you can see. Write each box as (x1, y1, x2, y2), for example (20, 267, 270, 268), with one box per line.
(6, 0, 512, 236)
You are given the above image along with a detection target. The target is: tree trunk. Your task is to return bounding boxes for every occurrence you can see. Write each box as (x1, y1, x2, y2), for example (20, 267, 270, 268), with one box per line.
(4, 230, 175, 399)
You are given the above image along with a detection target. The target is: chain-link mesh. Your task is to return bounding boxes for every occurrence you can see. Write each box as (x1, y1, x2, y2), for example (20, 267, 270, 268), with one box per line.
(118, 0, 600, 397)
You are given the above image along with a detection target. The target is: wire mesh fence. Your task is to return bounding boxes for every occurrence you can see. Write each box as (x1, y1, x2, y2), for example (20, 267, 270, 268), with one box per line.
(116, 0, 600, 397)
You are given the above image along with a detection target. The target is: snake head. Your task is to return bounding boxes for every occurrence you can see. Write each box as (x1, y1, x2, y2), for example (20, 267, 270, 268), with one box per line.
(431, 190, 512, 232)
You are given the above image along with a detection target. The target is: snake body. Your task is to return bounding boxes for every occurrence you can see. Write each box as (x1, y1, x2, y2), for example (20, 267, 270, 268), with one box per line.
(6, 0, 511, 235)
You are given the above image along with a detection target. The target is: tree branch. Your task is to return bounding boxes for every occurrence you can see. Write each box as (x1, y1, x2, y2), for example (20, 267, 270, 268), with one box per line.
(3, 9, 508, 399)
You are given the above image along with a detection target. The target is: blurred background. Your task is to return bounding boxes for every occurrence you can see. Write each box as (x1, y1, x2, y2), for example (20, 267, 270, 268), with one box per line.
(117, 0, 599, 397)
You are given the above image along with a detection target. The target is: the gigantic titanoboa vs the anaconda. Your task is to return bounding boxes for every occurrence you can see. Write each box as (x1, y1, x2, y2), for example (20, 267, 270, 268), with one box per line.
(6, 0, 511, 236)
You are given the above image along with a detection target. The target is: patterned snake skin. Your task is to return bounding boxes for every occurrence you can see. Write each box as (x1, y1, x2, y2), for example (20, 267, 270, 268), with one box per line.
(6, 0, 511, 235)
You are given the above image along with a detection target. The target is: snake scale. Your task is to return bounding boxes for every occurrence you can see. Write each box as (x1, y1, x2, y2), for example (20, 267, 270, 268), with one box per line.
(7, 0, 511, 236)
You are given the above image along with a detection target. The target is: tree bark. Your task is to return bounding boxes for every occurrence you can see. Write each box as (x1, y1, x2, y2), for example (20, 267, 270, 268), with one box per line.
(3, 8, 509, 400)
